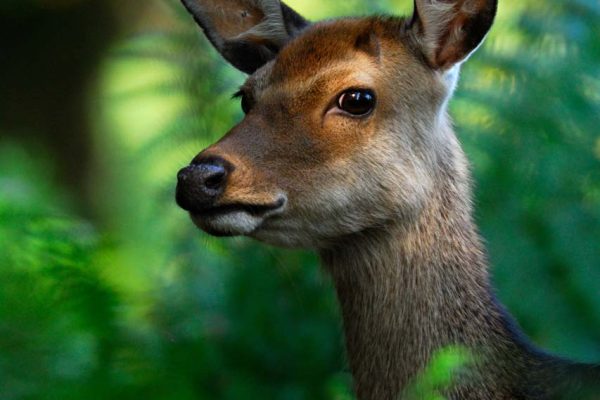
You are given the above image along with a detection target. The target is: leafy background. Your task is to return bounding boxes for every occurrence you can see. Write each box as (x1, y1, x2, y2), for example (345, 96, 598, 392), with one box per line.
(0, 0, 599, 399)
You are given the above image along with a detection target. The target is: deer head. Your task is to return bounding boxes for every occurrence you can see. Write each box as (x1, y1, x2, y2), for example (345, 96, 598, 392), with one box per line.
(176, 0, 498, 249)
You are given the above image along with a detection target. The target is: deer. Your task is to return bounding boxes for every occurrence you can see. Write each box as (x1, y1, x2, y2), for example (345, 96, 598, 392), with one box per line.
(174, 0, 600, 398)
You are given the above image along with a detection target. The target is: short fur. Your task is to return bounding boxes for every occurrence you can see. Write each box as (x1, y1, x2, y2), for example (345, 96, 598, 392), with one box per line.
(176, 1, 600, 398)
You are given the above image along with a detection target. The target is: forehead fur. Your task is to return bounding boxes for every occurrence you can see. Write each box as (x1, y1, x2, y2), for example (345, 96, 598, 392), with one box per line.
(269, 17, 411, 84)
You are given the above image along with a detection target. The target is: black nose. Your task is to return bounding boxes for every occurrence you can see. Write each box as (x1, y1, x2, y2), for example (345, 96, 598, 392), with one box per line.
(176, 157, 231, 213)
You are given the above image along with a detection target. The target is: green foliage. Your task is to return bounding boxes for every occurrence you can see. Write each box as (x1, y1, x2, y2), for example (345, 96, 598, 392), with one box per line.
(0, 143, 118, 400)
(0, 0, 598, 399)
(457, 0, 600, 361)
(403, 347, 473, 400)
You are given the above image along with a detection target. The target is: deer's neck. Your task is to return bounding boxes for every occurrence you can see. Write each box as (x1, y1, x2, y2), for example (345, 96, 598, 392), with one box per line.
(320, 163, 532, 399)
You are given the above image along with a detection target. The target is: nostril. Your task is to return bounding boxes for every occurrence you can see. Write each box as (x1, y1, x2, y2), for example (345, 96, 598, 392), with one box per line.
(204, 170, 226, 190)
(176, 156, 233, 213)
(197, 163, 227, 191)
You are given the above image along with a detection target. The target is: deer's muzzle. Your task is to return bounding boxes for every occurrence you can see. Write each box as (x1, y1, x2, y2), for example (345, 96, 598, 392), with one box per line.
(176, 156, 231, 214)
(176, 155, 286, 237)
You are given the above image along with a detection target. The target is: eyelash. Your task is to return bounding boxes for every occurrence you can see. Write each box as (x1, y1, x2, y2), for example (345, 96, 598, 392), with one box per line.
(233, 90, 253, 114)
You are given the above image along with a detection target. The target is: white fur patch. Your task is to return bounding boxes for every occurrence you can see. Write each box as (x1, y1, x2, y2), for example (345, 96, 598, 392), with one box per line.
(193, 211, 263, 235)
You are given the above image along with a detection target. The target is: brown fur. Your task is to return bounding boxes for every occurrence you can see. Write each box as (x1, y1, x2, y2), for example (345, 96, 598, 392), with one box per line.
(177, 1, 599, 398)
(321, 137, 554, 399)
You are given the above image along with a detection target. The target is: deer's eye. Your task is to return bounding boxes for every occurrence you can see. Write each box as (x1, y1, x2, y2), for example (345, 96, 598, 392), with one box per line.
(337, 89, 376, 116)
(241, 94, 252, 114)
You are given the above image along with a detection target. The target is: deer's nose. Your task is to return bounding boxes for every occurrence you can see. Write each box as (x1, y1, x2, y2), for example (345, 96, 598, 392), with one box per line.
(176, 157, 231, 213)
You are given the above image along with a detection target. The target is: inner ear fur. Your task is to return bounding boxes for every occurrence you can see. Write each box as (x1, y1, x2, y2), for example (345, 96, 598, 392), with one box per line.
(409, 0, 498, 70)
(181, 0, 309, 74)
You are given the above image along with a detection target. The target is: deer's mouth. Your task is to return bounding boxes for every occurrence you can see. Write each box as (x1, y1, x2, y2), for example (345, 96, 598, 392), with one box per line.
(189, 197, 287, 237)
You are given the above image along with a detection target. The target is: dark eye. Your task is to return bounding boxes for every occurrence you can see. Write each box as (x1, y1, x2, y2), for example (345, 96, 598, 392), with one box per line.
(337, 89, 376, 116)
(241, 94, 252, 114)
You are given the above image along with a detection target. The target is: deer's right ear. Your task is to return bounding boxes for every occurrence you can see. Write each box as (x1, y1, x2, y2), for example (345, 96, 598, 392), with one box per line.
(181, 0, 309, 74)
(408, 0, 498, 70)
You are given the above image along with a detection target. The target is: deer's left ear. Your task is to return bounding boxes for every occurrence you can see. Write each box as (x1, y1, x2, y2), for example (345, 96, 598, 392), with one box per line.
(181, 0, 309, 74)
(408, 0, 498, 70)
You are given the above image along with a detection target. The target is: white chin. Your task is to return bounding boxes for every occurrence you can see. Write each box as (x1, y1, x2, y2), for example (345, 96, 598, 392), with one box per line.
(191, 211, 263, 236)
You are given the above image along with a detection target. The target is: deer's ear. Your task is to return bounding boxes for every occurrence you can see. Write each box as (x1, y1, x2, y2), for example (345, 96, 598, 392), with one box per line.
(181, 0, 309, 74)
(408, 0, 497, 70)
